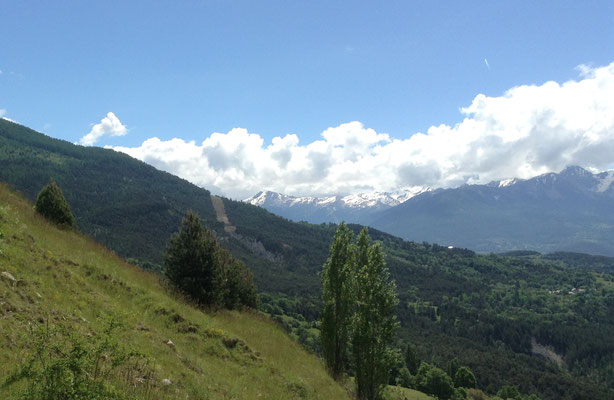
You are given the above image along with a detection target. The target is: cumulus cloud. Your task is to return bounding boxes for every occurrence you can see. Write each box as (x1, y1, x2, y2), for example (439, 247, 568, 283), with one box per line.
(80, 112, 127, 146)
(112, 61, 614, 199)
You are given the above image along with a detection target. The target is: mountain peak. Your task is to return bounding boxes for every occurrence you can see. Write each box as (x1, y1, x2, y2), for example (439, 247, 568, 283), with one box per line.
(560, 165, 590, 176)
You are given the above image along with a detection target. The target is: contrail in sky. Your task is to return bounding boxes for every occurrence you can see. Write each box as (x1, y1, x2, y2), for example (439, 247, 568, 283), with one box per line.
(484, 58, 490, 69)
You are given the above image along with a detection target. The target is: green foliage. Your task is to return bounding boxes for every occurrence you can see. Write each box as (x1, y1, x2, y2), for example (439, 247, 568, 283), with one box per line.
(219, 251, 259, 309)
(320, 225, 399, 399)
(405, 344, 420, 375)
(397, 366, 414, 388)
(320, 222, 354, 377)
(0, 182, 353, 400)
(446, 357, 460, 381)
(165, 211, 223, 306)
(35, 179, 77, 228)
(454, 366, 477, 389)
(3, 119, 614, 399)
(3, 320, 141, 400)
(165, 211, 258, 309)
(453, 387, 468, 400)
(421, 366, 455, 400)
(496, 385, 522, 400)
(352, 229, 399, 400)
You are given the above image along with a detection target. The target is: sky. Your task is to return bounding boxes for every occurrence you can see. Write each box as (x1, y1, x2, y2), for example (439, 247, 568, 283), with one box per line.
(1, 1, 614, 198)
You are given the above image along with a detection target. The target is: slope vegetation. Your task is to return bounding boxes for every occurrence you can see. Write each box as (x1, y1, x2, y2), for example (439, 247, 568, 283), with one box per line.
(0, 183, 350, 399)
(2, 119, 614, 399)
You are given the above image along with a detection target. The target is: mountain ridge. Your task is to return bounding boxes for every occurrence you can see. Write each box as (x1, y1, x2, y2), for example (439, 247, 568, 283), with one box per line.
(243, 187, 430, 223)
(244, 166, 614, 256)
(2, 118, 614, 399)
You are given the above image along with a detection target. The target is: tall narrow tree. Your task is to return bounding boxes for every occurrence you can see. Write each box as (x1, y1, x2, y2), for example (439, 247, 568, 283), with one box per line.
(320, 222, 354, 378)
(352, 229, 399, 400)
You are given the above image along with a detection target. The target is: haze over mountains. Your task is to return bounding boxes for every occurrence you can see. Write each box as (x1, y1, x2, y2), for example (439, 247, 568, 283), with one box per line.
(246, 166, 614, 256)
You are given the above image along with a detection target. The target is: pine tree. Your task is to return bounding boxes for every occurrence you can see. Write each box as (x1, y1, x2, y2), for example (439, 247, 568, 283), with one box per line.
(164, 211, 223, 306)
(320, 222, 354, 378)
(34, 179, 77, 228)
(352, 229, 399, 400)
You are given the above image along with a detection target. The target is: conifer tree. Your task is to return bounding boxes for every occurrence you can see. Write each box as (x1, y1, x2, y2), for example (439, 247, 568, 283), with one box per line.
(35, 179, 77, 228)
(165, 211, 223, 306)
(320, 222, 354, 378)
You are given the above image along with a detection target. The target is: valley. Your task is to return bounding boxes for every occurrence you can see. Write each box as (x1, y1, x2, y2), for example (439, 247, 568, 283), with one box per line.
(1, 119, 614, 399)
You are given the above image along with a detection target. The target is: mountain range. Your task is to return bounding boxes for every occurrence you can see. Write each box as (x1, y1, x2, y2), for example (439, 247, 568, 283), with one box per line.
(1, 118, 614, 399)
(245, 166, 614, 256)
(244, 186, 430, 224)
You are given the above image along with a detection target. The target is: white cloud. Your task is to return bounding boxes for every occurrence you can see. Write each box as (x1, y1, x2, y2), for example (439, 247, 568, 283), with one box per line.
(112, 61, 614, 199)
(0, 109, 17, 123)
(79, 112, 127, 146)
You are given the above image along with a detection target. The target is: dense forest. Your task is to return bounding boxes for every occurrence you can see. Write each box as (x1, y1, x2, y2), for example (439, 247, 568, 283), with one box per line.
(1, 119, 613, 399)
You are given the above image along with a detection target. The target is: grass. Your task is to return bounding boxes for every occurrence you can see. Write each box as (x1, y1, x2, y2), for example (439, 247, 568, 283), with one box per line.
(384, 386, 434, 400)
(0, 183, 351, 399)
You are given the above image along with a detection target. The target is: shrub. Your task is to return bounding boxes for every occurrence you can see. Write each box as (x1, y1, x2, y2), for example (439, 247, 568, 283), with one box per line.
(454, 366, 477, 388)
(423, 366, 455, 400)
(396, 366, 414, 388)
(497, 385, 522, 400)
(2, 319, 144, 399)
(34, 179, 77, 228)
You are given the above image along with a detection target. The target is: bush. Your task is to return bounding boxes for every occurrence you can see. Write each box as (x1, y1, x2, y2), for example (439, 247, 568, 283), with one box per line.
(416, 362, 454, 400)
(497, 385, 522, 400)
(396, 366, 414, 388)
(454, 366, 477, 389)
(2, 319, 144, 399)
(35, 179, 77, 228)
(424, 366, 455, 400)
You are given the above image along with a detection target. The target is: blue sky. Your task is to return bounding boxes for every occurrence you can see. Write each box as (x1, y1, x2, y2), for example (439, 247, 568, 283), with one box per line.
(2, 1, 614, 198)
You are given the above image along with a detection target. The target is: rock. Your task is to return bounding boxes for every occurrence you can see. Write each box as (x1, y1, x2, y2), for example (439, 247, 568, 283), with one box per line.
(1, 271, 16, 283)
(162, 378, 172, 386)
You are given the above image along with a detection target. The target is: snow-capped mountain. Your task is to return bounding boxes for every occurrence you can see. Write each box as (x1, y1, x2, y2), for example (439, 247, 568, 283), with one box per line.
(368, 166, 614, 256)
(243, 187, 430, 224)
(246, 166, 614, 256)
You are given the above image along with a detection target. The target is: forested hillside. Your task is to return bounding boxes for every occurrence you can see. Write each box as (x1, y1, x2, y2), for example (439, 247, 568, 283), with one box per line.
(0, 183, 353, 399)
(2, 119, 614, 399)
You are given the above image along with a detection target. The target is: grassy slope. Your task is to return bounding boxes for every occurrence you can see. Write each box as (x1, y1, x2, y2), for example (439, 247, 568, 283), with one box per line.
(0, 183, 350, 399)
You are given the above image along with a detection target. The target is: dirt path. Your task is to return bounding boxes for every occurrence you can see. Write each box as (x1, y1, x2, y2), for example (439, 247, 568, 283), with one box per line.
(211, 196, 236, 233)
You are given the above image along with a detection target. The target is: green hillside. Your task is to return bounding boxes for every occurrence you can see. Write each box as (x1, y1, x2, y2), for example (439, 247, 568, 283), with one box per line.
(2, 119, 614, 399)
(0, 183, 351, 399)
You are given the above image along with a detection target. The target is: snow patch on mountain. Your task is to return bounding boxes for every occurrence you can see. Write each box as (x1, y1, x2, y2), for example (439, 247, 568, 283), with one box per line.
(498, 178, 520, 188)
(244, 187, 430, 210)
(595, 170, 614, 192)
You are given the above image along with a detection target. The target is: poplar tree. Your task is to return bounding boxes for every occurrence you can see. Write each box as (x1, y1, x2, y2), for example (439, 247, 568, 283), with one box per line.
(320, 222, 354, 378)
(320, 225, 400, 399)
(352, 229, 399, 400)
